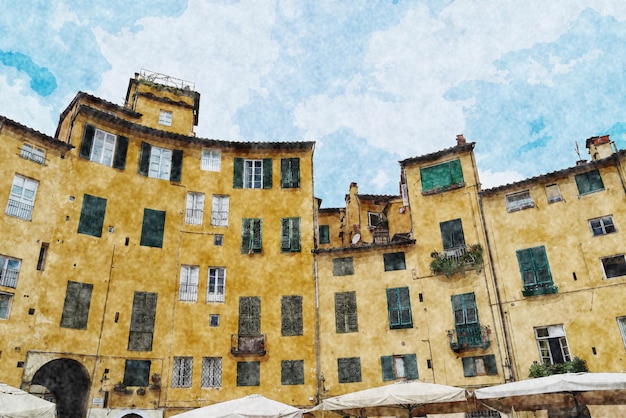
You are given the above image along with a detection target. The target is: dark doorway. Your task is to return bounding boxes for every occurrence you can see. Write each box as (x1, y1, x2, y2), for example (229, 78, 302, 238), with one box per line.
(31, 358, 90, 418)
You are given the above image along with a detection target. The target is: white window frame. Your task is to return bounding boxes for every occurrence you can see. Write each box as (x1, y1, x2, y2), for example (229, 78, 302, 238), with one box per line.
(172, 356, 193, 388)
(0, 255, 21, 288)
(207, 267, 226, 303)
(7, 175, 38, 221)
(368, 212, 384, 228)
(601, 254, 626, 279)
(201, 357, 222, 388)
(211, 195, 229, 227)
(201, 149, 221, 171)
(20, 143, 45, 164)
(91, 128, 117, 166)
(149, 146, 172, 180)
(158, 110, 172, 127)
(244, 159, 263, 189)
(535, 325, 571, 365)
(185, 192, 204, 225)
(179, 265, 199, 302)
(505, 190, 534, 212)
(589, 215, 616, 236)
(545, 184, 562, 203)
(0, 292, 13, 319)
(617, 317, 626, 350)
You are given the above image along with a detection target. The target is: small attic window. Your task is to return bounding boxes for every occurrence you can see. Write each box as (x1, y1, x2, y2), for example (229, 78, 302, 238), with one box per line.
(20, 143, 45, 165)
(505, 190, 534, 212)
(158, 110, 172, 127)
(545, 184, 562, 203)
(368, 212, 385, 228)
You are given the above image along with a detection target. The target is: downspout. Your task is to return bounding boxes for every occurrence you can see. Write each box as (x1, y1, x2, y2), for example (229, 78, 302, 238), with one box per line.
(611, 150, 626, 196)
(314, 257, 321, 404)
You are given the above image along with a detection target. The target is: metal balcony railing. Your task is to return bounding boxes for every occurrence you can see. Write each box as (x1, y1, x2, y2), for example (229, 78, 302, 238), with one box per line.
(372, 228, 389, 244)
(231, 334, 266, 356)
(6, 199, 34, 221)
(178, 284, 198, 302)
(0, 268, 19, 288)
(185, 209, 203, 225)
(20, 149, 45, 164)
(447, 324, 491, 352)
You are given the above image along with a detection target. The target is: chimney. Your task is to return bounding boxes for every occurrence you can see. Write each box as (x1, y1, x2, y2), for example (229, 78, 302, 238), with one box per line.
(585, 135, 614, 161)
(456, 134, 466, 146)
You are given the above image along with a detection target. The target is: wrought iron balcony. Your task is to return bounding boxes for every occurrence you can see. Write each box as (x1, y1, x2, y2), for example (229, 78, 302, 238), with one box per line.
(178, 284, 198, 302)
(0, 268, 19, 288)
(372, 228, 389, 244)
(447, 324, 491, 352)
(185, 209, 203, 225)
(231, 334, 266, 356)
(6, 199, 34, 221)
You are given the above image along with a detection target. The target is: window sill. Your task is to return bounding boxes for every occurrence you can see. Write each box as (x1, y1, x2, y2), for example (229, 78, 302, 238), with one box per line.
(506, 203, 535, 213)
(389, 324, 413, 330)
(522, 285, 558, 297)
(578, 189, 605, 198)
(422, 182, 465, 196)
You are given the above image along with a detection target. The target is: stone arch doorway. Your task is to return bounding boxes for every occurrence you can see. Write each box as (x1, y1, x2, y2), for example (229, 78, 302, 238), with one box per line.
(31, 358, 90, 418)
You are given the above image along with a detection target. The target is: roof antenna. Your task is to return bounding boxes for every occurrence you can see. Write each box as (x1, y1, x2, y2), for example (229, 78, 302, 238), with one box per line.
(574, 141, 586, 165)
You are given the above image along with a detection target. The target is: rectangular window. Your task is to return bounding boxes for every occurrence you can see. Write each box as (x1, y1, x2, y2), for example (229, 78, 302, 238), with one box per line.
(233, 158, 272, 189)
(140, 208, 166, 248)
(60, 281, 93, 329)
(281, 158, 300, 188)
(158, 110, 172, 126)
(420, 159, 464, 194)
(211, 195, 229, 227)
(505, 190, 534, 212)
(241, 218, 262, 254)
(36, 242, 48, 271)
(209, 314, 220, 327)
(7, 175, 38, 221)
(575, 169, 604, 195)
(20, 143, 45, 164)
(123, 359, 151, 387)
(383, 252, 406, 272)
(381, 354, 418, 381)
(128, 291, 157, 351)
(78, 194, 107, 237)
(319, 225, 330, 244)
(368, 212, 384, 228)
(201, 357, 222, 388)
(207, 267, 226, 302)
(462, 355, 497, 377)
(79, 125, 128, 169)
(535, 325, 571, 365)
(138, 142, 182, 182)
(335, 291, 358, 333)
(237, 361, 260, 386)
(337, 357, 361, 383)
(281, 360, 304, 385)
(201, 149, 221, 171)
(589, 216, 616, 236)
(281, 217, 301, 252)
(601, 255, 626, 279)
(185, 192, 204, 225)
(0, 292, 13, 319)
(617, 317, 626, 349)
(214, 234, 224, 246)
(545, 184, 562, 203)
(238, 296, 261, 335)
(451, 293, 486, 349)
(281, 295, 303, 336)
(440, 218, 465, 252)
(172, 356, 193, 388)
(387, 287, 413, 329)
(179, 265, 199, 302)
(516, 246, 556, 295)
(0, 255, 21, 288)
(332, 257, 354, 276)
(452, 293, 478, 326)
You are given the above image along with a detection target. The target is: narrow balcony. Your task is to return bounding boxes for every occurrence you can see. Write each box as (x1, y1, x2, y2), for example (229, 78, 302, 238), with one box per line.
(0, 268, 19, 288)
(447, 324, 490, 352)
(231, 334, 266, 356)
(6, 199, 34, 221)
(372, 228, 389, 245)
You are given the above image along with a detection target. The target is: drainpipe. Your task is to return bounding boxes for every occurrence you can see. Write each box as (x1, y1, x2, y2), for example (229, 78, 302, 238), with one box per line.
(314, 258, 322, 404)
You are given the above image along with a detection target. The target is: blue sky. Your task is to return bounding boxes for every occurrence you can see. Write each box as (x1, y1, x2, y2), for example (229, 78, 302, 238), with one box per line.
(2, 1, 626, 207)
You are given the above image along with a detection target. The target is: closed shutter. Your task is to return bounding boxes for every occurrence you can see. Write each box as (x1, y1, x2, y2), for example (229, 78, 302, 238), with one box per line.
(170, 149, 183, 182)
(233, 158, 244, 188)
(78, 194, 107, 237)
(319, 225, 330, 244)
(338, 358, 361, 383)
(262, 158, 273, 189)
(451, 294, 465, 325)
(281, 360, 304, 385)
(532, 246, 552, 284)
(404, 354, 419, 379)
(281, 218, 300, 252)
(449, 159, 464, 184)
(113, 135, 128, 169)
(462, 357, 476, 377)
(387, 287, 412, 329)
(516, 248, 535, 286)
(79, 124, 95, 159)
(60, 281, 92, 329)
(251, 219, 262, 252)
(237, 361, 260, 386)
(281, 295, 303, 336)
(128, 291, 157, 351)
(140, 209, 166, 248)
(381, 356, 395, 381)
(241, 218, 251, 253)
(138, 142, 151, 176)
(239, 296, 261, 335)
(335, 292, 358, 333)
(484, 354, 498, 375)
(281, 158, 300, 188)
(384, 252, 406, 271)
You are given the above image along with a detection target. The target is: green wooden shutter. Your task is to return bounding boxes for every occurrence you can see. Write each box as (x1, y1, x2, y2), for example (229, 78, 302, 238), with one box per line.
(462, 357, 476, 377)
(113, 135, 128, 169)
(292, 218, 301, 251)
(334, 292, 345, 332)
(238, 296, 261, 335)
(138, 142, 151, 176)
(140, 209, 166, 248)
(589, 170, 605, 191)
(484, 354, 498, 375)
(281, 360, 304, 385)
(281, 296, 302, 336)
(241, 218, 251, 253)
(449, 159, 464, 184)
(335, 292, 357, 333)
(398, 287, 412, 328)
(381, 356, 395, 381)
(404, 354, 419, 379)
(281, 218, 291, 251)
(233, 158, 244, 188)
(281, 158, 300, 188)
(79, 124, 95, 159)
(346, 292, 358, 332)
(251, 219, 262, 253)
(60, 281, 80, 328)
(517, 248, 537, 286)
(464, 293, 478, 323)
(388, 288, 412, 329)
(387, 288, 400, 328)
(532, 246, 552, 285)
(170, 149, 183, 182)
(384, 252, 406, 271)
(237, 361, 260, 386)
(451, 294, 465, 325)
(262, 158, 272, 189)
(78, 194, 107, 237)
(74, 282, 93, 329)
(128, 291, 157, 351)
(319, 225, 330, 244)
(123, 360, 151, 386)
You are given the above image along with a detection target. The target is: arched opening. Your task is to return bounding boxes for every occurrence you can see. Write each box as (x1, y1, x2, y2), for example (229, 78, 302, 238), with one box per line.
(121, 414, 143, 418)
(31, 358, 90, 418)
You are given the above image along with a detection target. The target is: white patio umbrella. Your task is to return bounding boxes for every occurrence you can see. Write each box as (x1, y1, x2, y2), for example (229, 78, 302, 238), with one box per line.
(474, 372, 626, 415)
(171, 394, 303, 418)
(307, 380, 469, 417)
(0, 382, 56, 418)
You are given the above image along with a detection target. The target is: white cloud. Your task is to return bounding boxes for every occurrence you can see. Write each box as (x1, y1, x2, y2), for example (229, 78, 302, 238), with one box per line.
(478, 168, 525, 189)
(0, 75, 55, 134)
(371, 169, 391, 189)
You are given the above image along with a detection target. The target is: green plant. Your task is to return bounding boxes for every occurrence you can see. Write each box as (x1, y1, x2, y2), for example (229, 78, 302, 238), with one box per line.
(430, 244, 484, 277)
(430, 255, 458, 277)
(528, 357, 588, 378)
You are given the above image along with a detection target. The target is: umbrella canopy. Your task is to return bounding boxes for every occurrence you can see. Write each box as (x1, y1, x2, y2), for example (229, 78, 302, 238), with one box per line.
(0, 383, 56, 418)
(308, 380, 469, 417)
(474, 372, 626, 413)
(171, 394, 303, 418)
